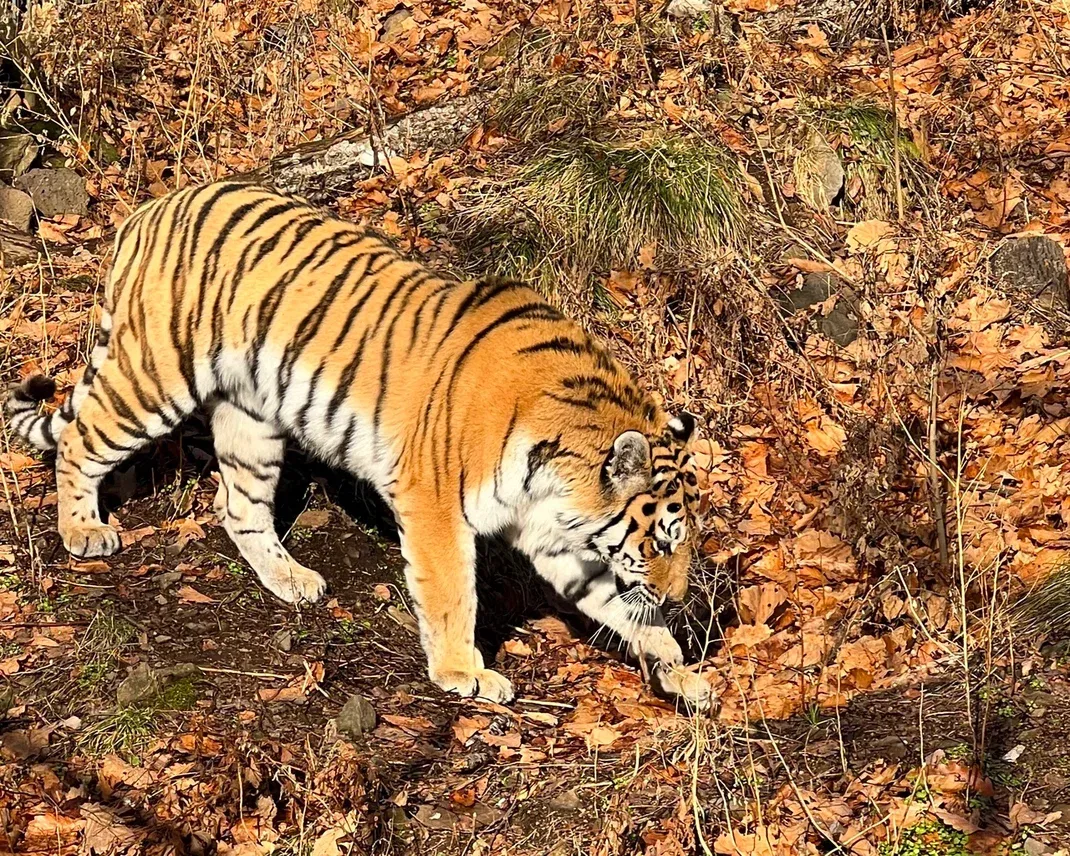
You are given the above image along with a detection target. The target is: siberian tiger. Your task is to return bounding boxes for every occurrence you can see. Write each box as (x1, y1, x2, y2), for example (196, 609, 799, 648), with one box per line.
(6, 181, 712, 709)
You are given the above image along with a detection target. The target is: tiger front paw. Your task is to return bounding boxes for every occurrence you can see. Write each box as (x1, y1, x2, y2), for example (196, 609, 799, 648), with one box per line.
(652, 664, 715, 713)
(630, 625, 684, 666)
(260, 562, 328, 605)
(433, 667, 515, 704)
(61, 522, 121, 558)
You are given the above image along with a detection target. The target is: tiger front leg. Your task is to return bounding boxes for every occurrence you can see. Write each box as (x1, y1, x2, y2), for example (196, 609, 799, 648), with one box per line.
(396, 507, 514, 704)
(533, 554, 713, 711)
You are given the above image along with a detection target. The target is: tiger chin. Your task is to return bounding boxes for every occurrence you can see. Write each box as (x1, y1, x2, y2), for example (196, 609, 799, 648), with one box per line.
(5, 181, 713, 712)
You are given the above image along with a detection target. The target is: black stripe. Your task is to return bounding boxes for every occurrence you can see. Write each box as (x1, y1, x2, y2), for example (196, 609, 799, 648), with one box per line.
(429, 303, 562, 488)
(277, 247, 368, 401)
(439, 277, 522, 349)
(607, 518, 640, 556)
(408, 279, 454, 352)
(372, 273, 432, 444)
(517, 337, 592, 357)
(327, 251, 397, 352)
(421, 301, 564, 487)
(493, 403, 520, 504)
(546, 393, 598, 412)
(230, 480, 272, 506)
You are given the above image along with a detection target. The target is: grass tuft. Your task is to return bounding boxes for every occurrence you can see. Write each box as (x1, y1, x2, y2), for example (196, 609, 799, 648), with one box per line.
(799, 99, 927, 219)
(1010, 563, 1070, 640)
(81, 610, 138, 656)
(494, 76, 609, 143)
(77, 706, 158, 759)
(451, 136, 741, 296)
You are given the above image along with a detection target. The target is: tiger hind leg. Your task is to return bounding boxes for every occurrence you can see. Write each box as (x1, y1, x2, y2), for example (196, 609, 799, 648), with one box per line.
(56, 356, 189, 558)
(210, 401, 326, 605)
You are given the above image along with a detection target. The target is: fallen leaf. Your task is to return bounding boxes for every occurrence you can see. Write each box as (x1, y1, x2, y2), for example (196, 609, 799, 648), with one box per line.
(177, 585, 215, 604)
(846, 220, 894, 252)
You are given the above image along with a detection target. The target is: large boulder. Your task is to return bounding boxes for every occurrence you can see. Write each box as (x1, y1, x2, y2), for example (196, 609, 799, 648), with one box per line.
(778, 271, 859, 347)
(14, 168, 89, 218)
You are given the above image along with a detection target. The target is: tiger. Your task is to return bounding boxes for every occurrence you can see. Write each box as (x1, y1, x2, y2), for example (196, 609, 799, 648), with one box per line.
(6, 180, 712, 709)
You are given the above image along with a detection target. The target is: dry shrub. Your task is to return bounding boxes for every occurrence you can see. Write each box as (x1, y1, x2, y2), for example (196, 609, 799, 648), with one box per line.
(445, 134, 742, 304)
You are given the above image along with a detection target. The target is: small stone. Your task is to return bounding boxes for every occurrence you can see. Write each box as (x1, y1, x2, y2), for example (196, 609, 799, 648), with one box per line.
(271, 628, 293, 652)
(294, 508, 330, 529)
(548, 788, 583, 813)
(162, 663, 201, 680)
(991, 235, 1069, 308)
(14, 168, 90, 218)
(155, 571, 183, 588)
(777, 272, 860, 347)
(413, 805, 458, 831)
(1023, 837, 1052, 856)
(116, 662, 159, 707)
(0, 186, 34, 231)
(336, 693, 377, 740)
(380, 8, 412, 43)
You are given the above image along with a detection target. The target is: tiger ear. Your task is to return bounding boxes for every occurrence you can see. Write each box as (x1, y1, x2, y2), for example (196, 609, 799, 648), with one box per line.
(604, 430, 651, 496)
(668, 412, 697, 443)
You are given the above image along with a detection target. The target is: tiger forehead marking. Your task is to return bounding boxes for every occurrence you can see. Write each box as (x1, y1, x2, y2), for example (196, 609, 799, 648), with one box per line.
(617, 442, 699, 560)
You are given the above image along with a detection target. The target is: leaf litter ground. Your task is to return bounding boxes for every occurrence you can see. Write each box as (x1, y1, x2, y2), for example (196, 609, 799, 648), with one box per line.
(5, 0, 1070, 854)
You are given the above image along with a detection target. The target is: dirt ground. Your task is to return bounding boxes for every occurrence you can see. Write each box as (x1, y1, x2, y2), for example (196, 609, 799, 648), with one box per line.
(4, 432, 1070, 854)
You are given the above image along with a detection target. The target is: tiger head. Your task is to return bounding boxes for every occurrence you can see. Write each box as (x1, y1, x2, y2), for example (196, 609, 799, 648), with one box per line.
(575, 414, 701, 606)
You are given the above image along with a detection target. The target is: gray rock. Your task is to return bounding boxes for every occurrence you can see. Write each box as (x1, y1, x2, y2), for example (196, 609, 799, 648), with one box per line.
(116, 662, 200, 706)
(548, 788, 583, 813)
(14, 168, 89, 218)
(0, 133, 38, 181)
(778, 272, 860, 346)
(0, 186, 34, 231)
(794, 130, 844, 211)
(336, 693, 377, 740)
(271, 628, 293, 652)
(1023, 837, 1052, 856)
(991, 235, 1068, 308)
(413, 805, 458, 831)
(116, 662, 159, 706)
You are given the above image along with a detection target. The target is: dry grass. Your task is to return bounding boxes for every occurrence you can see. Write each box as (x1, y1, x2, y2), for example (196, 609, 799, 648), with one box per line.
(447, 135, 742, 300)
(799, 99, 930, 219)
